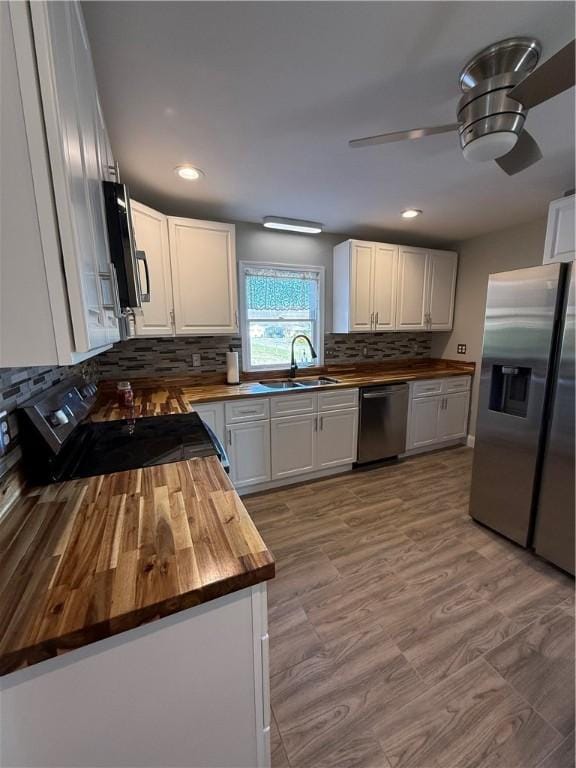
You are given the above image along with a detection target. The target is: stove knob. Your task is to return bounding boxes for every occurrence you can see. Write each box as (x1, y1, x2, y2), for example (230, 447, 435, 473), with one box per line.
(48, 409, 69, 427)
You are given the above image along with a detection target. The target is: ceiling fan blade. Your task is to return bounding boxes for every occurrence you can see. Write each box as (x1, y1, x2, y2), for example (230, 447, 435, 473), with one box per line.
(349, 123, 459, 148)
(508, 39, 575, 109)
(495, 130, 543, 175)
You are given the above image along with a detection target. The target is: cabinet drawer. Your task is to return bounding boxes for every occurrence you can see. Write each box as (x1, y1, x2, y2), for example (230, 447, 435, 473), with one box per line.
(225, 398, 270, 424)
(442, 376, 471, 394)
(270, 392, 317, 417)
(412, 379, 443, 398)
(318, 388, 359, 411)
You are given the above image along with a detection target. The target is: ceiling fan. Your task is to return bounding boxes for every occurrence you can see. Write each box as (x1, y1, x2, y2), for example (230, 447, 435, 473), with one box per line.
(349, 37, 576, 175)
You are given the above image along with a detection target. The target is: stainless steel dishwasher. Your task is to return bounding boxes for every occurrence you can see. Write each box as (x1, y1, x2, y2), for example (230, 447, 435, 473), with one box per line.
(357, 383, 409, 464)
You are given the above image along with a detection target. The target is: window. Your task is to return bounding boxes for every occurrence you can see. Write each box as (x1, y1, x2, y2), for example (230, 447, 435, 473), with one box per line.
(240, 263, 324, 371)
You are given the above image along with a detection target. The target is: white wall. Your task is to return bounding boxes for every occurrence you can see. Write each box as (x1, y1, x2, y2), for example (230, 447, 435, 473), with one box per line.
(432, 216, 548, 436)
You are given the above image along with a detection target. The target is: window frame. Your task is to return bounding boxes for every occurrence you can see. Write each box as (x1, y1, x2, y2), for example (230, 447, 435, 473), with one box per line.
(239, 261, 325, 372)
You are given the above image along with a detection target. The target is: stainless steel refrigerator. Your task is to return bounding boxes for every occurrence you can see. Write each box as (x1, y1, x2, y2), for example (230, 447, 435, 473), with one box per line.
(469, 262, 575, 575)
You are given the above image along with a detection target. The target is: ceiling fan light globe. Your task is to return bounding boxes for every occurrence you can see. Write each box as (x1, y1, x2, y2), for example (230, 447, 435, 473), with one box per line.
(462, 132, 518, 163)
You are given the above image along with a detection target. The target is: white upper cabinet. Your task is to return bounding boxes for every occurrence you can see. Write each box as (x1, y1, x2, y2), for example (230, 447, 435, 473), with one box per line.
(428, 250, 458, 330)
(333, 240, 399, 332)
(168, 218, 238, 335)
(131, 201, 174, 336)
(543, 195, 575, 264)
(334, 240, 456, 333)
(2, 0, 119, 366)
(30, 0, 119, 352)
(349, 242, 374, 331)
(129, 207, 239, 339)
(396, 248, 430, 330)
(373, 244, 398, 330)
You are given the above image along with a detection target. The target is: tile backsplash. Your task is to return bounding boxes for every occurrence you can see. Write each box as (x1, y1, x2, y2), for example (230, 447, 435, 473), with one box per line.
(96, 336, 243, 378)
(95, 332, 431, 379)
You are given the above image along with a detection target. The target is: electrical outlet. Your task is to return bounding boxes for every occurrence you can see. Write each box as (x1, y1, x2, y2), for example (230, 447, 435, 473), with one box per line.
(457, 344, 467, 354)
(192, 353, 201, 368)
(0, 411, 11, 457)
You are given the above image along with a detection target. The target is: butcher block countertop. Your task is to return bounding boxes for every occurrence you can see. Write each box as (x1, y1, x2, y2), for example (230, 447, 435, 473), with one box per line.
(0, 456, 274, 676)
(92, 358, 475, 421)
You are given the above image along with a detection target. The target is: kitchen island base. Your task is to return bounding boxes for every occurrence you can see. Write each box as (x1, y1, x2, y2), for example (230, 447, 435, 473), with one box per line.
(0, 583, 270, 768)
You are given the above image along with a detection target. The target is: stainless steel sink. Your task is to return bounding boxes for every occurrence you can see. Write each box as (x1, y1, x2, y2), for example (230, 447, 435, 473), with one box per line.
(258, 377, 339, 389)
(258, 380, 302, 389)
(295, 377, 340, 387)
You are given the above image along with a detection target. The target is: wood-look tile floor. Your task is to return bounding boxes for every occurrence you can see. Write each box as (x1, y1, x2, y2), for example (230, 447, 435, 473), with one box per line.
(244, 447, 575, 768)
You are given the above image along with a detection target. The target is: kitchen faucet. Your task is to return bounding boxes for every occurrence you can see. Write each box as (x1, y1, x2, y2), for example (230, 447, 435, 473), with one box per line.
(289, 334, 317, 378)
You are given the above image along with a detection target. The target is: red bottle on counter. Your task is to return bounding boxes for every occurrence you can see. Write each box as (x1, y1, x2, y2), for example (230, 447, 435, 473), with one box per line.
(117, 381, 134, 408)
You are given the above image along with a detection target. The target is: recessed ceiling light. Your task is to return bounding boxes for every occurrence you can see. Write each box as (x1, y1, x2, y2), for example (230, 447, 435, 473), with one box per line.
(263, 216, 323, 234)
(174, 165, 204, 181)
(401, 208, 422, 219)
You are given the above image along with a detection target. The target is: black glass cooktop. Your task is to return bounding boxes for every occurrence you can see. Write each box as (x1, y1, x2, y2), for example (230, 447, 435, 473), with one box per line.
(55, 412, 227, 480)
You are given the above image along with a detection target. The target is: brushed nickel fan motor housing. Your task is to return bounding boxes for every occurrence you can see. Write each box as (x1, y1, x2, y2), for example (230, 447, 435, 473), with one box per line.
(456, 37, 541, 152)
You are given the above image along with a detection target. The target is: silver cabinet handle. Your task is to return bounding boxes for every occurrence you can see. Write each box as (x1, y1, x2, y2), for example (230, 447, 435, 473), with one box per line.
(320, 416, 324, 431)
(227, 428, 232, 446)
(314, 415, 318, 431)
(234, 310, 238, 328)
(375, 311, 379, 328)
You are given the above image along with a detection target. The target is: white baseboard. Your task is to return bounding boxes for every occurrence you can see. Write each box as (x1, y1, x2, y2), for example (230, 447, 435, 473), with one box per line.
(467, 434, 475, 448)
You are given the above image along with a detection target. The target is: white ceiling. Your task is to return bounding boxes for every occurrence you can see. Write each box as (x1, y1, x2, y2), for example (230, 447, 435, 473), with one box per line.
(83, 1, 575, 245)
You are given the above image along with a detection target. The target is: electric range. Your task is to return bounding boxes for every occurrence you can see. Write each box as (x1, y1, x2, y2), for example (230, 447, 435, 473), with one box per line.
(18, 379, 228, 484)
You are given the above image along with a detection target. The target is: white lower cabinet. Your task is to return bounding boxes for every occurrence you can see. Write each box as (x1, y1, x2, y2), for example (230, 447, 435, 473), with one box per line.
(317, 409, 358, 468)
(0, 584, 270, 768)
(194, 402, 225, 445)
(406, 377, 471, 452)
(195, 390, 359, 492)
(408, 396, 441, 449)
(438, 391, 470, 440)
(227, 421, 271, 489)
(271, 414, 316, 479)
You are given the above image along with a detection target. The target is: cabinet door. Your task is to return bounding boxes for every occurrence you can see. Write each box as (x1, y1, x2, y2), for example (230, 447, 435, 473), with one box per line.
(407, 396, 441, 449)
(193, 402, 225, 445)
(270, 414, 316, 479)
(349, 242, 374, 331)
(228, 421, 271, 488)
(131, 201, 174, 336)
(169, 218, 238, 335)
(317, 409, 358, 468)
(438, 392, 470, 441)
(30, 1, 116, 353)
(428, 251, 457, 330)
(372, 244, 398, 330)
(543, 196, 575, 264)
(396, 248, 429, 330)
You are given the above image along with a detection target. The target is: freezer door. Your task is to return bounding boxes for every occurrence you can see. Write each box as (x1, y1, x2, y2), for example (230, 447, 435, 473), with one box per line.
(534, 265, 575, 574)
(469, 263, 563, 546)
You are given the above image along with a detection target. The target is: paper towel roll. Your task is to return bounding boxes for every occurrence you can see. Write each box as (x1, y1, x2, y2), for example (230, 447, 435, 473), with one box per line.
(226, 350, 240, 384)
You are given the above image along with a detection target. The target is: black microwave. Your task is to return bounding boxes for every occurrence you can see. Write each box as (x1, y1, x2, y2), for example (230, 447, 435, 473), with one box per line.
(102, 181, 150, 309)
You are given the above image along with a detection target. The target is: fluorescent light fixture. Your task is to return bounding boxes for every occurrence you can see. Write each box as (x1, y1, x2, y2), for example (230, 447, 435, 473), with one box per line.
(262, 216, 323, 234)
(401, 208, 423, 219)
(174, 165, 204, 181)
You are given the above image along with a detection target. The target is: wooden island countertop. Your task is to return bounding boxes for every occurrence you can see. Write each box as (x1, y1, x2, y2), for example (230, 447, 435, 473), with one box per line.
(92, 358, 475, 421)
(0, 456, 274, 676)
